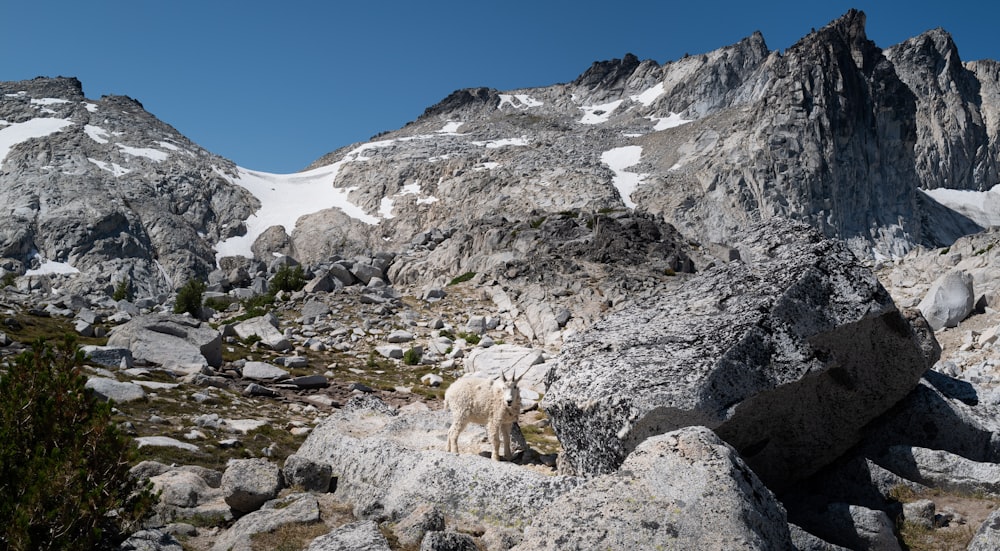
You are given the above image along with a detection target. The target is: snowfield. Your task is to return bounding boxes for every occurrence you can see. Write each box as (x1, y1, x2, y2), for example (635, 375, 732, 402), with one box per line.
(0, 117, 74, 168)
(922, 185, 1000, 228)
(601, 146, 645, 209)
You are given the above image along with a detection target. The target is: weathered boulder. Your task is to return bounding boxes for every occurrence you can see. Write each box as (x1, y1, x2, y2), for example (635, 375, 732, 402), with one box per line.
(80, 345, 133, 368)
(118, 529, 184, 551)
(233, 313, 291, 351)
(918, 270, 975, 330)
(306, 520, 390, 551)
(107, 313, 222, 371)
(85, 377, 146, 402)
(221, 458, 284, 514)
(968, 508, 1000, 551)
(420, 531, 478, 551)
(512, 426, 793, 551)
(872, 445, 1000, 496)
(790, 503, 901, 551)
(543, 221, 939, 489)
(210, 493, 319, 551)
(282, 453, 333, 492)
(241, 361, 290, 382)
(392, 504, 445, 549)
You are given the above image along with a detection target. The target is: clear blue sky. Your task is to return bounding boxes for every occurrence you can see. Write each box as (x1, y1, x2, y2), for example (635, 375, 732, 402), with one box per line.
(3, 1, 998, 173)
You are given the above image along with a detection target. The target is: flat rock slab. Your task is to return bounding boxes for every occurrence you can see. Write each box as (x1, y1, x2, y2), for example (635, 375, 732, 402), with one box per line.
(544, 220, 939, 489)
(242, 361, 290, 381)
(136, 436, 200, 452)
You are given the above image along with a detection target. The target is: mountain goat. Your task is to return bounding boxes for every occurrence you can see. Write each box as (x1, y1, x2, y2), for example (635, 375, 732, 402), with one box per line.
(444, 369, 524, 461)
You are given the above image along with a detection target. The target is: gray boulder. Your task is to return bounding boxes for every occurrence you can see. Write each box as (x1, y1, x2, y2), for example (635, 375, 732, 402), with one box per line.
(420, 531, 478, 551)
(511, 426, 793, 551)
(791, 503, 900, 551)
(543, 221, 939, 489)
(80, 345, 133, 368)
(306, 520, 390, 551)
(233, 313, 292, 351)
(210, 493, 319, 551)
(241, 361, 290, 382)
(221, 458, 284, 513)
(392, 504, 445, 549)
(282, 454, 333, 492)
(918, 270, 975, 330)
(873, 445, 1000, 496)
(85, 377, 146, 402)
(118, 529, 184, 551)
(968, 507, 1000, 551)
(107, 313, 222, 371)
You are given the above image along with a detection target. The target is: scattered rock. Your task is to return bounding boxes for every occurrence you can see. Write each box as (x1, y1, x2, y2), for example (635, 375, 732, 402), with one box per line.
(107, 313, 222, 371)
(221, 458, 284, 514)
(85, 377, 147, 402)
(305, 520, 391, 551)
(918, 270, 975, 330)
(210, 493, 319, 551)
(283, 454, 333, 492)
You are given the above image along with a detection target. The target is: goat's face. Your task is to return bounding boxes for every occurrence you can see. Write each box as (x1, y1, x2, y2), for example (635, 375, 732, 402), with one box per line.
(498, 371, 523, 413)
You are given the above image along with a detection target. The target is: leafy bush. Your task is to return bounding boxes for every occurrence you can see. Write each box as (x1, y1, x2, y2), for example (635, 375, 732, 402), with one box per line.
(458, 331, 481, 345)
(174, 278, 206, 317)
(0, 337, 155, 550)
(270, 264, 306, 293)
(1, 272, 16, 288)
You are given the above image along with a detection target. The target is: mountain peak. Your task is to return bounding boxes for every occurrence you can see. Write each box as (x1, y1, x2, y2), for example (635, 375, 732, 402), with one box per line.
(572, 53, 642, 90)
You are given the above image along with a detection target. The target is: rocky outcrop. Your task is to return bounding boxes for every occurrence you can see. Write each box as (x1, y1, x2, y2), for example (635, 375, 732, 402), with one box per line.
(543, 221, 939, 489)
(0, 77, 257, 298)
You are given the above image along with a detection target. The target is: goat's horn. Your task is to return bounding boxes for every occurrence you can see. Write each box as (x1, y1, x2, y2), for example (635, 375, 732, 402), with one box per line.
(513, 368, 525, 384)
(499, 369, 508, 382)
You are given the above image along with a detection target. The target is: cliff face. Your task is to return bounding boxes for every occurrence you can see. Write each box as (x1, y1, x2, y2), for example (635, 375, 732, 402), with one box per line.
(3, 10, 999, 298)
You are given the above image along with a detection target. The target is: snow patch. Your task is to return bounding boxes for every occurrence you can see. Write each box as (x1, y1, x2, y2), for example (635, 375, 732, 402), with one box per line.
(498, 94, 543, 109)
(0, 117, 74, 168)
(472, 136, 529, 149)
(630, 83, 665, 106)
(83, 102, 99, 113)
(473, 162, 501, 171)
(579, 100, 624, 124)
(84, 124, 110, 144)
(379, 197, 396, 219)
(601, 146, 645, 209)
(400, 182, 422, 195)
(88, 158, 131, 177)
(24, 250, 79, 276)
(649, 112, 693, 131)
(438, 121, 464, 134)
(117, 144, 169, 162)
(30, 97, 70, 106)
(921, 185, 1000, 228)
(158, 141, 181, 151)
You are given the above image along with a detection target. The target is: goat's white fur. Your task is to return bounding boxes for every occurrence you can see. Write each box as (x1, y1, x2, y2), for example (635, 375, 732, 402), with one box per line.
(444, 369, 524, 461)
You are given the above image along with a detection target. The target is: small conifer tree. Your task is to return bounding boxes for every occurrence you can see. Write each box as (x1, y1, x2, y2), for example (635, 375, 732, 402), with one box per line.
(0, 337, 155, 550)
(174, 278, 206, 317)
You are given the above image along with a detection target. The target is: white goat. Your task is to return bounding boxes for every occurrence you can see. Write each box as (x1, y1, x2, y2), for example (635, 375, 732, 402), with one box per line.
(444, 369, 524, 461)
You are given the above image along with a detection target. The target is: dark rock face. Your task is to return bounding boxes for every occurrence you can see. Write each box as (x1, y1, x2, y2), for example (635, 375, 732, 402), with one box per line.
(543, 220, 939, 490)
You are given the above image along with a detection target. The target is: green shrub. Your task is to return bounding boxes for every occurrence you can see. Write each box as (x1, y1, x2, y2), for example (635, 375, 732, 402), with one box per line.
(1, 272, 16, 288)
(448, 272, 476, 286)
(112, 277, 133, 301)
(0, 337, 156, 550)
(270, 264, 306, 293)
(174, 279, 206, 317)
(403, 347, 422, 366)
(458, 332, 481, 345)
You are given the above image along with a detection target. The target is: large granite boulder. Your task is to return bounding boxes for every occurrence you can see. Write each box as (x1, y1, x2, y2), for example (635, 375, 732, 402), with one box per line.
(543, 220, 939, 489)
(512, 426, 793, 551)
(917, 270, 975, 330)
(107, 313, 222, 371)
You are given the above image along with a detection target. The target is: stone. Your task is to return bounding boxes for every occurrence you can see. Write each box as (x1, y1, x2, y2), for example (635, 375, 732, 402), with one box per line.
(303, 273, 335, 293)
(902, 499, 936, 530)
(85, 377, 147, 402)
(242, 361, 290, 382)
(233, 313, 292, 351)
(873, 445, 1000, 496)
(149, 469, 221, 509)
(107, 313, 222, 371)
(287, 374, 329, 389)
(135, 437, 200, 453)
(392, 504, 445, 548)
(792, 503, 900, 551)
(118, 529, 184, 551)
(305, 520, 391, 551)
(543, 221, 939, 490)
(301, 299, 332, 318)
(968, 507, 1000, 550)
(243, 383, 280, 397)
(387, 330, 414, 343)
(376, 345, 403, 359)
(420, 531, 478, 551)
(221, 458, 284, 514)
(420, 373, 443, 387)
(210, 493, 319, 551)
(918, 270, 975, 330)
(512, 427, 792, 550)
(74, 319, 94, 337)
(282, 454, 333, 492)
(80, 345, 134, 368)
